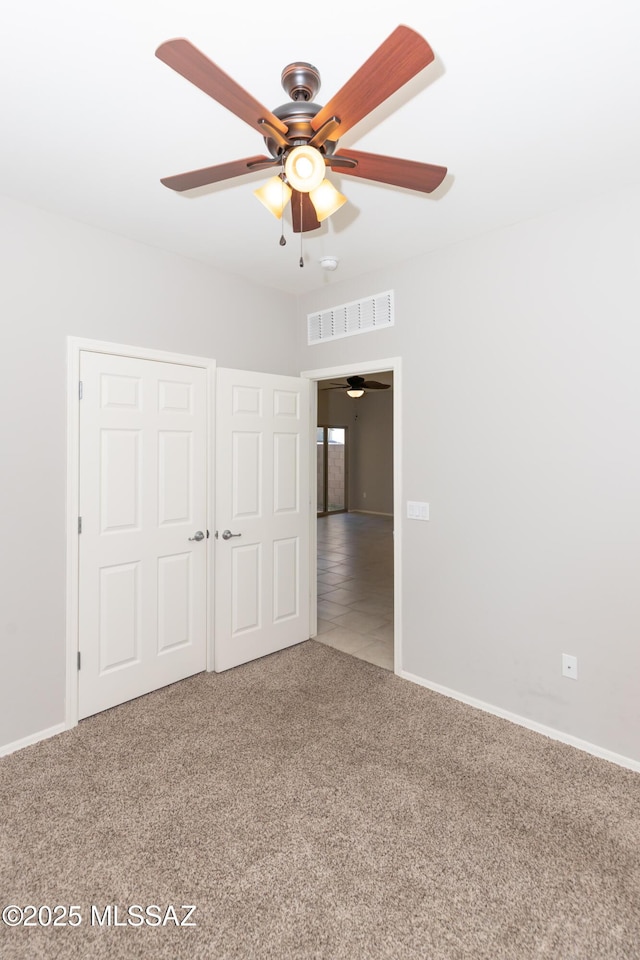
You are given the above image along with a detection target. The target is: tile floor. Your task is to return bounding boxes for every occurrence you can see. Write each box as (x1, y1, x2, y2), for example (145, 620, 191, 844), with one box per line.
(315, 512, 394, 671)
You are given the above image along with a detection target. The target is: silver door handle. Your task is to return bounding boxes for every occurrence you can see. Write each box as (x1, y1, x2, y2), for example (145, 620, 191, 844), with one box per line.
(221, 529, 242, 540)
(188, 531, 205, 541)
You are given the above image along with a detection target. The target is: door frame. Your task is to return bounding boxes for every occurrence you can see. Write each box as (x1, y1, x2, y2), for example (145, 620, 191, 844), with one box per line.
(65, 337, 216, 731)
(301, 357, 402, 675)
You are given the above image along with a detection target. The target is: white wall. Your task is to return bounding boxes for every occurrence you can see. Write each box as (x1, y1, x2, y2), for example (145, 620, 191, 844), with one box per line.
(3, 184, 639, 767)
(297, 184, 640, 765)
(0, 195, 298, 750)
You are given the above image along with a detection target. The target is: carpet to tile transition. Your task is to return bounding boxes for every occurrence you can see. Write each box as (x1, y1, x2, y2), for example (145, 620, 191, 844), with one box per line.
(1, 640, 639, 960)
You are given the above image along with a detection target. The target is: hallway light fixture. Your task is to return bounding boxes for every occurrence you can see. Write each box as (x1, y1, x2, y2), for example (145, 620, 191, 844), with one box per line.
(346, 387, 365, 399)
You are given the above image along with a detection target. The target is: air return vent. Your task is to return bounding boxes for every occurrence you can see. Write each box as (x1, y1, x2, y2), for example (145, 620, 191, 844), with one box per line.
(307, 290, 394, 345)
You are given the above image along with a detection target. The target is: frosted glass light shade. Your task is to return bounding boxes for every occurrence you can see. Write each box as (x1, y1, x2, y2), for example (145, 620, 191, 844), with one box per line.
(254, 176, 292, 219)
(309, 179, 347, 221)
(346, 388, 365, 398)
(284, 145, 325, 193)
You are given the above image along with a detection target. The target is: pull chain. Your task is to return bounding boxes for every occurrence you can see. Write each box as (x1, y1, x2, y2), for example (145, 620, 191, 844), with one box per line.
(279, 162, 287, 246)
(299, 193, 304, 267)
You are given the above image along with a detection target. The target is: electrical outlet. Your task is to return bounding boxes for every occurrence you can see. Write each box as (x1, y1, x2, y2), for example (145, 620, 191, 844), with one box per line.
(562, 653, 578, 680)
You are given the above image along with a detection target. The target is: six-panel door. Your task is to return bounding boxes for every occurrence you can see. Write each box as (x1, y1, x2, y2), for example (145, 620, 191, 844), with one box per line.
(78, 352, 208, 719)
(214, 368, 310, 671)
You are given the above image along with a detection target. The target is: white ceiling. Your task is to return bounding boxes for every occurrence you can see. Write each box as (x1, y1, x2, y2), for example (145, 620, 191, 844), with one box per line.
(2, 1, 638, 296)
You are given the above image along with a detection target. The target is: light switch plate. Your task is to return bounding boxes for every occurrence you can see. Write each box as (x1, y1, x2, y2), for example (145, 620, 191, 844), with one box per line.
(407, 501, 429, 521)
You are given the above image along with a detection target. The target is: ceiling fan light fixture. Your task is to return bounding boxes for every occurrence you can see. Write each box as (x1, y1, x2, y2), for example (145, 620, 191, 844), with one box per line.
(309, 179, 347, 221)
(284, 145, 326, 193)
(254, 175, 292, 219)
(346, 388, 365, 398)
(156, 27, 448, 255)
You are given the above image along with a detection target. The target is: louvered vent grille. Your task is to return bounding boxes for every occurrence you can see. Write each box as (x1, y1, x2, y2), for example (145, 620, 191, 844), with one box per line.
(307, 290, 394, 345)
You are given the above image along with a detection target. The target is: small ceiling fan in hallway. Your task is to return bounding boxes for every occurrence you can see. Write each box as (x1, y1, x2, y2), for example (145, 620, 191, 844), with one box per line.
(326, 376, 391, 398)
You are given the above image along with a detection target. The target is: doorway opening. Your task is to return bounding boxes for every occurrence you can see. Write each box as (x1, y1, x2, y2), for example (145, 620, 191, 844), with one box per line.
(305, 361, 398, 673)
(316, 511, 394, 670)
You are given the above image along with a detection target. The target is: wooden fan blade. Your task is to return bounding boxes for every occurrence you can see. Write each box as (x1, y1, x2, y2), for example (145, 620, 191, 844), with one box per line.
(161, 155, 276, 192)
(330, 149, 447, 193)
(156, 38, 289, 137)
(325, 379, 389, 390)
(291, 191, 321, 233)
(311, 26, 434, 137)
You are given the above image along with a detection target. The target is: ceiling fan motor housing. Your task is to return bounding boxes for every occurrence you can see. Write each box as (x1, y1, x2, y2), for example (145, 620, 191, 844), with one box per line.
(266, 101, 338, 159)
(262, 62, 338, 160)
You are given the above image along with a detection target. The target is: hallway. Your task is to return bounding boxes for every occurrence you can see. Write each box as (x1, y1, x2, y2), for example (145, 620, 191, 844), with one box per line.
(316, 512, 394, 670)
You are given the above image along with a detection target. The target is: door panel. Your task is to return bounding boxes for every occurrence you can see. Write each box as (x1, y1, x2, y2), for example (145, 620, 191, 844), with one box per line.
(101, 429, 141, 531)
(233, 432, 262, 517)
(215, 368, 310, 671)
(158, 431, 192, 524)
(78, 351, 208, 719)
(232, 543, 261, 634)
(99, 561, 140, 670)
(274, 434, 299, 512)
(157, 552, 192, 652)
(273, 537, 299, 621)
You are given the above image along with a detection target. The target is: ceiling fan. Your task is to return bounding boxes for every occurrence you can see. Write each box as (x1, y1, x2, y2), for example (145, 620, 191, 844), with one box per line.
(327, 376, 391, 398)
(155, 25, 447, 234)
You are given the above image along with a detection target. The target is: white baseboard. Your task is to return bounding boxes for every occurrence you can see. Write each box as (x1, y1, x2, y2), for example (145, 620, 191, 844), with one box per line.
(400, 670, 640, 774)
(0, 722, 67, 758)
(349, 509, 394, 517)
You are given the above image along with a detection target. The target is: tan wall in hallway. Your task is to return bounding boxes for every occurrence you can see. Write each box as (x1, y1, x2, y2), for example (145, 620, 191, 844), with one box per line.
(318, 386, 393, 515)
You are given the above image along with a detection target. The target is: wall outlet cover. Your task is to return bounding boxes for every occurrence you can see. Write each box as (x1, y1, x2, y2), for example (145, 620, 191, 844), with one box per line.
(562, 653, 578, 680)
(407, 501, 429, 521)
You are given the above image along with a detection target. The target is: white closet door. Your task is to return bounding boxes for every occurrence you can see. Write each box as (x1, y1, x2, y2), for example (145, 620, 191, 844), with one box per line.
(78, 351, 208, 719)
(215, 368, 310, 671)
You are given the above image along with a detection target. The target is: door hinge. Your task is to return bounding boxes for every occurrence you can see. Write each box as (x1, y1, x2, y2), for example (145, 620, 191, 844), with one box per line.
(77, 651, 81, 671)
(78, 516, 82, 534)
(79, 380, 83, 400)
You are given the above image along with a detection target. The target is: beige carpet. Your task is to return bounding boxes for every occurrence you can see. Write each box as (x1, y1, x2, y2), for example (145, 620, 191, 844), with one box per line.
(1, 641, 639, 960)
